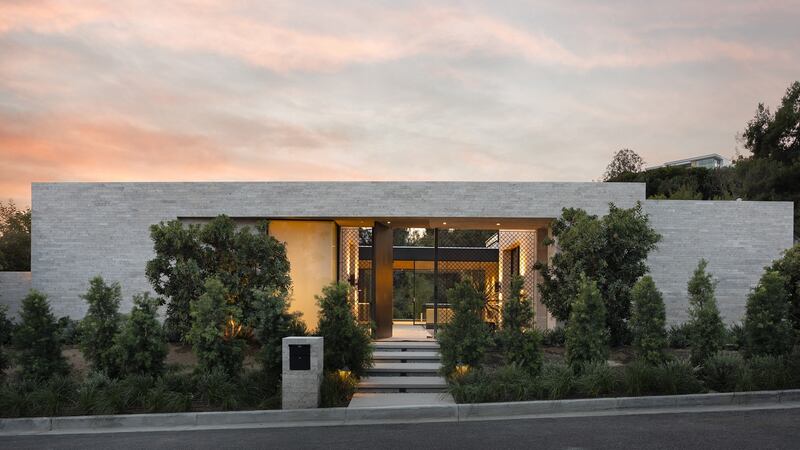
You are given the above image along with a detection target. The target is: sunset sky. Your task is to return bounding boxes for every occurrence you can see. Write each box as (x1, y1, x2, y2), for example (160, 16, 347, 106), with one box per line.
(2, 0, 799, 207)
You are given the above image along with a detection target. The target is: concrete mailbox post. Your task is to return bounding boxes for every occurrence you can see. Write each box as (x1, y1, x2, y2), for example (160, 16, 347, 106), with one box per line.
(282, 336, 323, 409)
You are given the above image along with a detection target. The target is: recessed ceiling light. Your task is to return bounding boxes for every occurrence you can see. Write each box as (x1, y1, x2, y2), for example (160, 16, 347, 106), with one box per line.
(387, 221, 391, 224)
(442, 222, 447, 225)
(496, 223, 501, 226)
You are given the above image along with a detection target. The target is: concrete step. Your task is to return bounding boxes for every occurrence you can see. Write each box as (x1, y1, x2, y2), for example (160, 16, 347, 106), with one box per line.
(372, 351, 440, 362)
(372, 341, 440, 352)
(357, 376, 448, 393)
(366, 362, 441, 376)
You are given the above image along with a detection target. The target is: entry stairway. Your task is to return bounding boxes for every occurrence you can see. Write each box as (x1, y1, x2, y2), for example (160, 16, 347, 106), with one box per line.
(357, 340, 447, 393)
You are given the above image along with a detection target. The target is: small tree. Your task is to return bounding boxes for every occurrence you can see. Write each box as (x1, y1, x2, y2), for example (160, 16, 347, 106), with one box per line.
(112, 293, 168, 377)
(602, 148, 645, 181)
(744, 271, 793, 357)
(498, 276, 542, 375)
(630, 276, 668, 365)
(14, 290, 69, 380)
(438, 280, 492, 373)
(565, 276, 609, 372)
(316, 283, 372, 376)
(255, 288, 307, 379)
(187, 277, 245, 378)
(79, 276, 122, 374)
(686, 259, 725, 366)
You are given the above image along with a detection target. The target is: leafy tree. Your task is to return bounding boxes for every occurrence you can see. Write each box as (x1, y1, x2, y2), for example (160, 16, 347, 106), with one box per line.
(565, 276, 609, 372)
(0, 201, 31, 271)
(498, 276, 542, 375)
(78, 276, 122, 374)
(14, 290, 69, 380)
(537, 203, 661, 345)
(438, 280, 492, 373)
(146, 215, 291, 340)
(742, 81, 799, 163)
(744, 271, 793, 357)
(686, 260, 725, 366)
(316, 283, 372, 376)
(111, 293, 168, 377)
(602, 148, 645, 181)
(767, 244, 800, 339)
(255, 288, 306, 379)
(630, 276, 668, 365)
(187, 277, 245, 378)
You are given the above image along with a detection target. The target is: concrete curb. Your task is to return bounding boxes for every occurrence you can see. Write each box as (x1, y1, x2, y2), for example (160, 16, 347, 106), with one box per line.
(2, 389, 799, 435)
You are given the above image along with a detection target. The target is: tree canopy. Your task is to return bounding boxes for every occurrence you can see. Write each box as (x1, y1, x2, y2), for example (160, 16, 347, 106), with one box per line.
(0, 201, 31, 271)
(602, 148, 645, 181)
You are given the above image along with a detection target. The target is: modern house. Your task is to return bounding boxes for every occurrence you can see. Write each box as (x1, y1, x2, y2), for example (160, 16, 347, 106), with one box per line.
(647, 153, 731, 170)
(0, 181, 793, 339)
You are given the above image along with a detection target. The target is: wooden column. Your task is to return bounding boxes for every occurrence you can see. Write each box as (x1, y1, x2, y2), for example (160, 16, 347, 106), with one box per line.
(535, 227, 551, 329)
(372, 222, 394, 339)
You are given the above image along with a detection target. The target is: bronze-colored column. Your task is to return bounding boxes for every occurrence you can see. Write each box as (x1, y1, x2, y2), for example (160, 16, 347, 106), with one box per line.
(372, 222, 394, 339)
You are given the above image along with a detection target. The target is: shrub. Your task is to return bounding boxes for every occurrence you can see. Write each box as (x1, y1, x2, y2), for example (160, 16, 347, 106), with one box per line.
(726, 323, 746, 350)
(539, 362, 575, 399)
(14, 290, 69, 381)
(788, 346, 800, 388)
(57, 316, 81, 346)
(630, 276, 668, 365)
(622, 361, 659, 396)
(112, 293, 168, 378)
(667, 323, 691, 349)
(744, 271, 793, 357)
(658, 359, 703, 395)
(254, 288, 307, 379)
(575, 361, 619, 397)
(497, 275, 542, 375)
(27, 375, 77, 416)
(437, 280, 492, 373)
(79, 276, 122, 375)
(448, 365, 537, 404)
(701, 352, 745, 392)
(144, 380, 192, 413)
(542, 326, 566, 346)
(320, 370, 358, 407)
(187, 277, 246, 378)
(746, 354, 790, 391)
(565, 276, 608, 372)
(237, 369, 281, 409)
(316, 283, 372, 376)
(686, 259, 725, 366)
(193, 367, 240, 410)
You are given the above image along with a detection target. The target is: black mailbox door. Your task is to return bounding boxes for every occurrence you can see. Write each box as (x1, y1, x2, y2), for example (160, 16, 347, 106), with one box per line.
(289, 344, 311, 370)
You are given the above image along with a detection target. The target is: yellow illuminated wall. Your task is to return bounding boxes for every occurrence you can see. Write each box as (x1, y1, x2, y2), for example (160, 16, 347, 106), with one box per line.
(269, 220, 337, 331)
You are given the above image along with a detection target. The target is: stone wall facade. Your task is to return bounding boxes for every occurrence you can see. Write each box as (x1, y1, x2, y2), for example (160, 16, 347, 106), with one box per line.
(28, 182, 794, 324)
(0, 272, 32, 317)
(645, 200, 794, 324)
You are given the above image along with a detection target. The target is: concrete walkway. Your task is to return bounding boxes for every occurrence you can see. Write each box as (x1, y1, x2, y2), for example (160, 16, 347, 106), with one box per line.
(349, 322, 455, 407)
(348, 393, 455, 407)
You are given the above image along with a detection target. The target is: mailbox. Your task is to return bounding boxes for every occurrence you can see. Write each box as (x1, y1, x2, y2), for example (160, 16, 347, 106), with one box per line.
(289, 344, 311, 370)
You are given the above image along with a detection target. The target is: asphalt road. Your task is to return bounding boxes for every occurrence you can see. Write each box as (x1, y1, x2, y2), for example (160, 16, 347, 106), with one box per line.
(3, 407, 800, 450)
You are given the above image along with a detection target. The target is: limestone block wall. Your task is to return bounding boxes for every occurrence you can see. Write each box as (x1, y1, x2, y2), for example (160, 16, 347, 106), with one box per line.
(32, 182, 644, 318)
(645, 200, 794, 325)
(0, 272, 32, 317)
